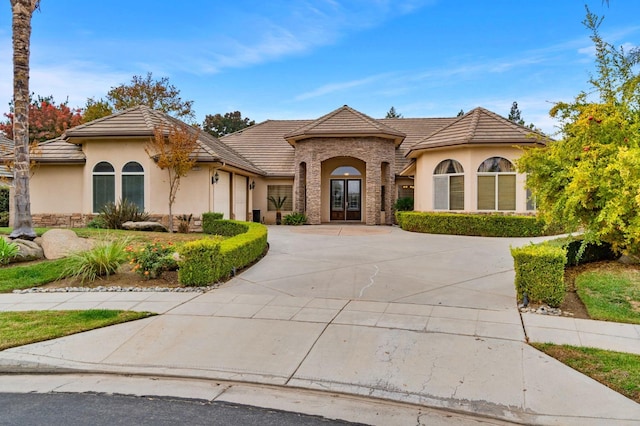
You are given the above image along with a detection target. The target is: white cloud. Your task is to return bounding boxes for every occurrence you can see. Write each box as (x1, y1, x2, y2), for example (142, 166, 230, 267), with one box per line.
(295, 73, 395, 100)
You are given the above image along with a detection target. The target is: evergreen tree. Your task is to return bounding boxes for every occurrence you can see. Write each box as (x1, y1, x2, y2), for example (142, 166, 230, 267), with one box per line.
(385, 106, 403, 118)
(508, 101, 525, 125)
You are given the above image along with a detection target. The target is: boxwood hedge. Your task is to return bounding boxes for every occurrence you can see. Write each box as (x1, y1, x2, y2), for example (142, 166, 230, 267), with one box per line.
(396, 211, 560, 237)
(178, 220, 267, 286)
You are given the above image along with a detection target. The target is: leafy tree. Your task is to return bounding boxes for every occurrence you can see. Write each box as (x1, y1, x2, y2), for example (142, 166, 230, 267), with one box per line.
(385, 106, 403, 118)
(9, 0, 39, 240)
(107, 72, 195, 121)
(0, 95, 82, 142)
(456, 109, 465, 117)
(202, 111, 255, 138)
(518, 7, 640, 256)
(508, 101, 525, 125)
(146, 122, 199, 232)
(82, 97, 113, 123)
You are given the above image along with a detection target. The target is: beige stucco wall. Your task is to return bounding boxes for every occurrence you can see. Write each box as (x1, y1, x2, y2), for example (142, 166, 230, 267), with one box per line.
(29, 138, 256, 226)
(413, 145, 530, 213)
(31, 164, 84, 214)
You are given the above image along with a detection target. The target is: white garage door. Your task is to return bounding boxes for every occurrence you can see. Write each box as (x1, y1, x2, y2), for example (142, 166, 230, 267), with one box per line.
(213, 171, 230, 219)
(234, 175, 247, 221)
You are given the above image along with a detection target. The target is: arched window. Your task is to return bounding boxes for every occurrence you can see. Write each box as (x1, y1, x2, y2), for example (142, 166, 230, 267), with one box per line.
(477, 157, 516, 210)
(434, 159, 464, 210)
(122, 161, 144, 210)
(331, 166, 361, 177)
(92, 162, 115, 213)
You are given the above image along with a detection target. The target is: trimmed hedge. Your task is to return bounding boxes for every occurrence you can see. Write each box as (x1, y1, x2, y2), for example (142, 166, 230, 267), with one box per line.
(178, 221, 267, 286)
(396, 211, 559, 237)
(511, 243, 567, 307)
(203, 219, 249, 237)
(202, 212, 224, 232)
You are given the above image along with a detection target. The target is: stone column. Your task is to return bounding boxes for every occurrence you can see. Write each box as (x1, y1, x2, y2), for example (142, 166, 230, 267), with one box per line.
(385, 164, 396, 225)
(306, 160, 322, 224)
(365, 161, 381, 225)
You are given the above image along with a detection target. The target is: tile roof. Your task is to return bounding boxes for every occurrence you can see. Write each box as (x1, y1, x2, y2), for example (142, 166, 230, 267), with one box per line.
(61, 106, 263, 174)
(222, 120, 307, 176)
(284, 105, 406, 145)
(222, 114, 457, 176)
(32, 138, 85, 163)
(407, 107, 548, 157)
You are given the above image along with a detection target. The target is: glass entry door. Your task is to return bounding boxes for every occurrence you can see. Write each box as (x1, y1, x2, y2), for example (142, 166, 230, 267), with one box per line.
(331, 179, 361, 221)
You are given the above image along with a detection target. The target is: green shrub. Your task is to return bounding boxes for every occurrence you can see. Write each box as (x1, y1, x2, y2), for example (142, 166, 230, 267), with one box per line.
(282, 212, 307, 225)
(177, 239, 222, 286)
(0, 211, 9, 228)
(565, 239, 617, 266)
(0, 187, 8, 213)
(87, 217, 107, 229)
(203, 217, 249, 236)
(60, 239, 130, 283)
(202, 212, 223, 224)
(396, 211, 560, 237)
(127, 241, 178, 279)
(511, 243, 567, 307)
(98, 199, 150, 229)
(0, 238, 19, 265)
(394, 197, 414, 211)
(179, 222, 267, 286)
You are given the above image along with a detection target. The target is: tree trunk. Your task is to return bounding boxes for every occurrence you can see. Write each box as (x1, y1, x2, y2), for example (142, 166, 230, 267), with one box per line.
(9, 0, 38, 240)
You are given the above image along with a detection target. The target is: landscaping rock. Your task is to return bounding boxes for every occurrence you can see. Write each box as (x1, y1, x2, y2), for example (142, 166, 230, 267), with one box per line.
(40, 229, 94, 259)
(122, 221, 168, 232)
(4, 237, 44, 263)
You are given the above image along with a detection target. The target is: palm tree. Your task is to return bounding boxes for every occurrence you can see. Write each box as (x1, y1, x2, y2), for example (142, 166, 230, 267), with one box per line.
(267, 195, 287, 225)
(9, 0, 39, 240)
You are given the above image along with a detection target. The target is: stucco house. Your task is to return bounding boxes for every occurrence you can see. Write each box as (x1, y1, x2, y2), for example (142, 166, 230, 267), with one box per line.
(20, 104, 545, 228)
(0, 134, 12, 181)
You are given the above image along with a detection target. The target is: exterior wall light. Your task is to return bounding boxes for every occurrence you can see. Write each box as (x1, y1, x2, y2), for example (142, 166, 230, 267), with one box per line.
(212, 171, 219, 184)
(249, 180, 256, 190)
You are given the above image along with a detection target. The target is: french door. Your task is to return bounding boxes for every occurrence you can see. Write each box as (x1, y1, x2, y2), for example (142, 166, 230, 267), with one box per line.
(330, 179, 361, 221)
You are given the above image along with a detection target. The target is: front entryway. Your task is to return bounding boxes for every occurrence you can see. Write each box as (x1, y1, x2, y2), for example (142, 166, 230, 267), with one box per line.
(330, 179, 361, 221)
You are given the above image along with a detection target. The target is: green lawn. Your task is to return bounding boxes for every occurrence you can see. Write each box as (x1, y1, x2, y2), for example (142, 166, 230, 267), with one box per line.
(0, 310, 154, 350)
(576, 266, 640, 324)
(533, 343, 640, 403)
(0, 258, 72, 293)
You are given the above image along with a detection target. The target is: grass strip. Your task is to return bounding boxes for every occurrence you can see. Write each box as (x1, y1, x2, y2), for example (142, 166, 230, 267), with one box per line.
(0, 258, 72, 293)
(532, 343, 640, 403)
(0, 310, 154, 350)
(576, 269, 640, 324)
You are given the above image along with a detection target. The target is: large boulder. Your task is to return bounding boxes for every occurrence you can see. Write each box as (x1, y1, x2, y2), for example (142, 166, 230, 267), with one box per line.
(122, 221, 168, 232)
(2, 236, 44, 263)
(40, 229, 95, 260)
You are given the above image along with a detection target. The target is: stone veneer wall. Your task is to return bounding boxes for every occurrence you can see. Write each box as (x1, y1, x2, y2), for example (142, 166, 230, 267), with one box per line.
(294, 136, 396, 225)
(31, 213, 204, 233)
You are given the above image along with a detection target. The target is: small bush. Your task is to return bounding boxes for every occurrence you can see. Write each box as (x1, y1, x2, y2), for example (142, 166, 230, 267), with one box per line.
(282, 212, 307, 225)
(511, 243, 567, 307)
(98, 199, 150, 229)
(87, 217, 107, 229)
(60, 239, 130, 283)
(0, 238, 19, 265)
(177, 214, 193, 233)
(0, 212, 9, 228)
(396, 211, 560, 237)
(0, 187, 8, 213)
(394, 197, 414, 211)
(565, 239, 618, 266)
(127, 241, 178, 279)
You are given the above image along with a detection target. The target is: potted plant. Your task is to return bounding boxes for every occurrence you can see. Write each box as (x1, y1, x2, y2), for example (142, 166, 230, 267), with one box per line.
(267, 195, 287, 225)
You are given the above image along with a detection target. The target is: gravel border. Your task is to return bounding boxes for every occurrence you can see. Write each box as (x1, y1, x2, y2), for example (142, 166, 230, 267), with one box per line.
(12, 285, 219, 294)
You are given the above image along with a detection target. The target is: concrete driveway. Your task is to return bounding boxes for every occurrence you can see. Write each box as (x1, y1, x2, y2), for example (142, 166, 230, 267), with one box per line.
(1, 225, 639, 425)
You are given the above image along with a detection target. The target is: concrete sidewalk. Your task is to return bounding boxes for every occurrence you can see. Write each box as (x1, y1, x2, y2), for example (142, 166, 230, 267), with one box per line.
(0, 225, 639, 425)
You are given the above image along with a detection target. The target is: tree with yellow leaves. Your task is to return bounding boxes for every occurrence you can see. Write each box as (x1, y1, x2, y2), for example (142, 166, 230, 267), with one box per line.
(146, 122, 199, 233)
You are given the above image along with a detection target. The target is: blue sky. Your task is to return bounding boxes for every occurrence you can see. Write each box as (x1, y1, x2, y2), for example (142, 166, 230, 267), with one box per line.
(1, 0, 639, 135)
